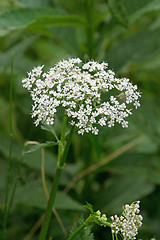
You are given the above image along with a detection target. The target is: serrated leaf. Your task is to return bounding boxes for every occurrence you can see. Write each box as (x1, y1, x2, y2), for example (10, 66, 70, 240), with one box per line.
(69, 214, 95, 240)
(84, 202, 94, 213)
(25, 141, 58, 153)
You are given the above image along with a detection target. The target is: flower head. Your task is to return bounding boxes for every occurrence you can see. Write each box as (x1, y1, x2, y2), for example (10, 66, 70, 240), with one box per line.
(111, 201, 143, 240)
(94, 210, 108, 227)
(22, 58, 141, 135)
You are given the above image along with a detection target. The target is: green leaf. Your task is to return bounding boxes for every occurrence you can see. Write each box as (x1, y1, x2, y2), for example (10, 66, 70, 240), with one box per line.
(131, 98, 160, 145)
(28, 15, 85, 28)
(69, 214, 95, 240)
(121, 0, 151, 14)
(135, 53, 160, 71)
(95, 175, 155, 215)
(14, 185, 82, 210)
(84, 202, 94, 213)
(0, 7, 62, 30)
(0, 7, 84, 36)
(18, 0, 51, 8)
(105, 29, 160, 71)
(129, 0, 160, 23)
(56, 191, 82, 210)
(0, 136, 57, 176)
(100, 0, 159, 29)
(49, 26, 82, 56)
(0, 137, 22, 160)
(106, 152, 160, 185)
(23, 149, 57, 176)
(107, 0, 129, 27)
(0, 35, 38, 71)
(41, 124, 58, 140)
(25, 141, 58, 153)
(150, 16, 160, 30)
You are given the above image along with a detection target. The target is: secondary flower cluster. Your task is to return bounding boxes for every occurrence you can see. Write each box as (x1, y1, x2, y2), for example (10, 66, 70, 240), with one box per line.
(22, 58, 141, 135)
(111, 201, 143, 240)
(94, 210, 108, 227)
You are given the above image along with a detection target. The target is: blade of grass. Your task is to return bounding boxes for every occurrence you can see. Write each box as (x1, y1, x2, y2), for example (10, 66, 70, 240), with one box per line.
(6, 144, 25, 219)
(2, 54, 14, 240)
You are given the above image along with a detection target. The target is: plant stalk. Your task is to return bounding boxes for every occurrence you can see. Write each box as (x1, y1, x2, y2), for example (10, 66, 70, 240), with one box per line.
(38, 166, 63, 240)
(67, 215, 94, 240)
(38, 116, 74, 240)
(86, 0, 95, 59)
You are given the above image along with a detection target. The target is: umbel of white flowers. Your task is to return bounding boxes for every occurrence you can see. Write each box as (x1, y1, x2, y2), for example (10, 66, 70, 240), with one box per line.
(111, 201, 143, 240)
(22, 58, 141, 135)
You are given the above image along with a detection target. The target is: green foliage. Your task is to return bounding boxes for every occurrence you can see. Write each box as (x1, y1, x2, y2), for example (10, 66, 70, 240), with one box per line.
(25, 141, 58, 153)
(84, 202, 94, 213)
(106, 0, 129, 27)
(41, 124, 59, 140)
(0, 0, 160, 239)
(0, 7, 85, 37)
(14, 185, 82, 211)
(69, 214, 95, 240)
(95, 175, 154, 214)
(105, 29, 160, 71)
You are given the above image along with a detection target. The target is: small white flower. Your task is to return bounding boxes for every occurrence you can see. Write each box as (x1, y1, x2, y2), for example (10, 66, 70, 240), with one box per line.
(22, 58, 141, 135)
(111, 201, 143, 240)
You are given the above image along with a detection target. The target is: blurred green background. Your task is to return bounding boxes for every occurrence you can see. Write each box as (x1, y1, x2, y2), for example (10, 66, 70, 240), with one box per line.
(0, 0, 160, 239)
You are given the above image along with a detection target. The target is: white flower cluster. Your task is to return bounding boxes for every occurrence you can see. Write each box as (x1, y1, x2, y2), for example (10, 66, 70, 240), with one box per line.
(111, 201, 143, 240)
(22, 58, 141, 135)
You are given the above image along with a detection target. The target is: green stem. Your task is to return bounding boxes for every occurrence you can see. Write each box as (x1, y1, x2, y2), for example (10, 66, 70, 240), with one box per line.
(86, 0, 95, 59)
(38, 166, 63, 240)
(112, 232, 115, 240)
(38, 116, 74, 240)
(67, 215, 94, 240)
(57, 114, 67, 167)
(60, 126, 75, 168)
